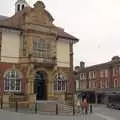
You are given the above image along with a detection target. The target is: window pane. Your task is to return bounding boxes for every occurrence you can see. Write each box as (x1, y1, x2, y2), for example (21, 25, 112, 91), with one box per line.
(4, 70, 22, 92)
(11, 72, 15, 77)
(58, 81, 62, 90)
(16, 79, 20, 90)
(10, 79, 15, 90)
(62, 80, 66, 90)
(4, 79, 9, 90)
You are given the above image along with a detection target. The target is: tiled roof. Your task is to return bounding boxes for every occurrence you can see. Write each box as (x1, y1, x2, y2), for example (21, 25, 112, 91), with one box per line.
(57, 30, 79, 41)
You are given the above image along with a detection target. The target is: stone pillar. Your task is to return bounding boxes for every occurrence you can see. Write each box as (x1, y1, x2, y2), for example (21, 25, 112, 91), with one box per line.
(26, 62, 36, 102)
(104, 95, 108, 104)
(95, 93, 98, 104)
(47, 73, 55, 100)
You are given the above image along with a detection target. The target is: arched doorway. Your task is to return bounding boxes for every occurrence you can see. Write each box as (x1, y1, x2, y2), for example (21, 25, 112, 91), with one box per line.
(34, 71, 48, 100)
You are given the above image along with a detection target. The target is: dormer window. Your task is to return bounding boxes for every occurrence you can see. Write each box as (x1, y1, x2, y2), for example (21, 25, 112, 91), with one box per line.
(15, 0, 29, 13)
(17, 4, 20, 11)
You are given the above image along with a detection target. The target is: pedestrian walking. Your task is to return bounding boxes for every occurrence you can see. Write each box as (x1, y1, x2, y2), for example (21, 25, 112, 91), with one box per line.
(83, 98, 88, 115)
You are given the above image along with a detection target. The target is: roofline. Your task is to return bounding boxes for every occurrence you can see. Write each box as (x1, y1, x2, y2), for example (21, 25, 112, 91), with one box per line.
(57, 35, 79, 42)
(85, 61, 111, 69)
(0, 25, 22, 31)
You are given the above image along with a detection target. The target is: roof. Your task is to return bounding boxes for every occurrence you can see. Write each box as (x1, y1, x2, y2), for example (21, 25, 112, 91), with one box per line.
(0, 15, 8, 20)
(0, 25, 22, 31)
(57, 30, 79, 42)
(84, 62, 111, 71)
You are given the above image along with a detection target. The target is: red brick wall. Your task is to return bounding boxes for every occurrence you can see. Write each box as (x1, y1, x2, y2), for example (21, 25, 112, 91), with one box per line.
(0, 62, 26, 94)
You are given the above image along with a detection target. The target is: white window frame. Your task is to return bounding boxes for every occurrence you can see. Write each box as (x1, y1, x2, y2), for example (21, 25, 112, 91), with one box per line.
(54, 73, 66, 93)
(105, 69, 108, 78)
(76, 80, 79, 90)
(4, 70, 22, 92)
(114, 79, 118, 88)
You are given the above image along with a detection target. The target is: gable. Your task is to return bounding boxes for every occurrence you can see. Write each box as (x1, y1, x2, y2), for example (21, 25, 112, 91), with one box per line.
(0, 1, 54, 28)
(25, 7, 54, 25)
(25, 1, 54, 26)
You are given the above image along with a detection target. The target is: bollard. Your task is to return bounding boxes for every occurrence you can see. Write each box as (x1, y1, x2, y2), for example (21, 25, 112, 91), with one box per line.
(35, 102, 37, 114)
(73, 102, 75, 116)
(15, 101, 18, 112)
(90, 104, 93, 113)
(0, 98, 3, 109)
(56, 104, 58, 115)
(85, 108, 88, 114)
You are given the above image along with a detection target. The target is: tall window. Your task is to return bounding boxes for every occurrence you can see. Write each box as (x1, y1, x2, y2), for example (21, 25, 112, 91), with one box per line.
(100, 70, 104, 78)
(105, 69, 108, 78)
(114, 79, 118, 88)
(32, 40, 50, 58)
(54, 73, 66, 92)
(4, 70, 22, 92)
(113, 67, 118, 76)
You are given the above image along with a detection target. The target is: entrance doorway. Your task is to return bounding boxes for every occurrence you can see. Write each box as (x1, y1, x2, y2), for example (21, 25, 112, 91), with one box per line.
(34, 71, 47, 100)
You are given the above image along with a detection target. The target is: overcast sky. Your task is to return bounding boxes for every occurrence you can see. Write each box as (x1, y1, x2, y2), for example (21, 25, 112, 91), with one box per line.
(0, 0, 120, 67)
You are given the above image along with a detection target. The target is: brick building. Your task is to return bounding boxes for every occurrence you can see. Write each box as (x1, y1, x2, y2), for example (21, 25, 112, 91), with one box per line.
(74, 56, 120, 104)
(0, 0, 78, 103)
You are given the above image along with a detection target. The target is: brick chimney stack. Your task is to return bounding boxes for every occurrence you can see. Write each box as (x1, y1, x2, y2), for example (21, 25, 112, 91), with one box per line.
(80, 61, 85, 69)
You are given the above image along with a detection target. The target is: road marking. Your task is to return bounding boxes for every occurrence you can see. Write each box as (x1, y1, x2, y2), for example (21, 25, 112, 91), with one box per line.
(94, 113, 116, 120)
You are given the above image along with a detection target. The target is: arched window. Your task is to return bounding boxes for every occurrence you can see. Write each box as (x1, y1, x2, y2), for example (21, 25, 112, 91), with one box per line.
(54, 73, 66, 92)
(22, 4, 24, 10)
(17, 4, 20, 11)
(4, 70, 22, 92)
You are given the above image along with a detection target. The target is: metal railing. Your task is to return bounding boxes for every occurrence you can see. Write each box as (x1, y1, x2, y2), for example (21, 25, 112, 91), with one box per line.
(0, 100, 77, 116)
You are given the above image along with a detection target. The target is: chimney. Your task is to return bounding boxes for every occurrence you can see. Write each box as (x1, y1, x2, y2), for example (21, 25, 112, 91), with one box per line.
(75, 66, 79, 72)
(80, 61, 85, 69)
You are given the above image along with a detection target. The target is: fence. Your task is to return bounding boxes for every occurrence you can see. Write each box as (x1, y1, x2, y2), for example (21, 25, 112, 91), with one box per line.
(0, 100, 78, 116)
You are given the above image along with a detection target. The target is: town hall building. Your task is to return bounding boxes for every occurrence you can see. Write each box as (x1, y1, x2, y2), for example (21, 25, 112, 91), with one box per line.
(0, 0, 78, 103)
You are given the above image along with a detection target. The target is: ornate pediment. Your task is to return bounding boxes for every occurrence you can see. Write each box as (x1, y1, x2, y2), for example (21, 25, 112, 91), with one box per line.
(25, 1, 54, 25)
(34, 1, 45, 9)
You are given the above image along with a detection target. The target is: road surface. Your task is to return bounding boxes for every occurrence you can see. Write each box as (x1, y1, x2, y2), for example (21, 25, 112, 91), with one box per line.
(0, 104, 119, 120)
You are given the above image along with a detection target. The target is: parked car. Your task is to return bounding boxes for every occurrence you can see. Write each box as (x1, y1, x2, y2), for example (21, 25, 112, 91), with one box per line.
(106, 103, 120, 110)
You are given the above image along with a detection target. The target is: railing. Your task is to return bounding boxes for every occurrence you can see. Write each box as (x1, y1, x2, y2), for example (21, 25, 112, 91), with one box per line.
(30, 57, 56, 65)
(19, 56, 56, 67)
(0, 100, 78, 116)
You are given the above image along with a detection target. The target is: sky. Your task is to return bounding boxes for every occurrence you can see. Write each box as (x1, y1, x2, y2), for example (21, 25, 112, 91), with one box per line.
(0, 0, 120, 67)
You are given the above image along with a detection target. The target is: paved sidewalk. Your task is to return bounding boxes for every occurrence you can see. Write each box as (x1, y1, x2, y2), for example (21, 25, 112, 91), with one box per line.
(0, 109, 113, 120)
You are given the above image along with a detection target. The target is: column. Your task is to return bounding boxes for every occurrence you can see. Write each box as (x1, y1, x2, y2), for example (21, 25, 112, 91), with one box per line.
(26, 63, 36, 102)
(95, 93, 98, 104)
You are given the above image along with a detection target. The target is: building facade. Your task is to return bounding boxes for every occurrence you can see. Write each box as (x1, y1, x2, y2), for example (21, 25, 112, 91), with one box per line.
(74, 56, 120, 104)
(0, 0, 78, 103)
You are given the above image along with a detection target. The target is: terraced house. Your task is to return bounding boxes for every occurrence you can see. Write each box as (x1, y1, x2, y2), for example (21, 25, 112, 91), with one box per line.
(75, 56, 120, 104)
(0, 0, 78, 103)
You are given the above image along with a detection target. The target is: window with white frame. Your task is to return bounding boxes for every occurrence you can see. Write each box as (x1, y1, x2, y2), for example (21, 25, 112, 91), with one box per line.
(100, 70, 104, 78)
(93, 71, 96, 79)
(105, 69, 108, 78)
(105, 80, 108, 88)
(114, 79, 118, 88)
(54, 73, 66, 92)
(4, 70, 22, 92)
(89, 72, 92, 79)
(113, 67, 118, 76)
(80, 73, 83, 79)
(32, 39, 50, 58)
(80, 73, 86, 80)
(76, 80, 79, 90)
